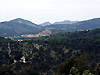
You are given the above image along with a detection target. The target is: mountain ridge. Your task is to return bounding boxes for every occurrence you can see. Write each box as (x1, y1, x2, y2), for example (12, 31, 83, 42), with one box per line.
(39, 21, 51, 26)
(0, 17, 100, 36)
(53, 20, 78, 24)
(39, 20, 78, 26)
(9, 18, 38, 27)
(0, 18, 44, 36)
(45, 17, 100, 33)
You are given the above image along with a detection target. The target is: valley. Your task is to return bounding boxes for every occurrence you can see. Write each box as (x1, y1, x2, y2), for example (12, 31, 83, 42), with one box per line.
(1, 17, 100, 75)
(1, 0, 100, 74)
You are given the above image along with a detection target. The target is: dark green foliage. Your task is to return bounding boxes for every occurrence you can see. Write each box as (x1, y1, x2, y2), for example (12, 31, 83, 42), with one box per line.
(82, 70, 94, 75)
(0, 65, 15, 75)
(19, 66, 39, 75)
(96, 64, 100, 75)
(69, 67, 80, 75)
(58, 55, 92, 75)
(55, 55, 94, 75)
(1, 28, 100, 74)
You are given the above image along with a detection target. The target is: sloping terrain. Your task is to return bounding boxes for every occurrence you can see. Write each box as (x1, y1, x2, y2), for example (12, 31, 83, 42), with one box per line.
(45, 18, 100, 33)
(0, 17, 100, 36)
(0, 18, 43, 36)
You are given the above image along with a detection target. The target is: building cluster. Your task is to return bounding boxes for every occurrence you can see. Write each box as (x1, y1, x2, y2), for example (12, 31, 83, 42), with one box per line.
(5, 30, 51, 40)
(21, 30, 51, 38)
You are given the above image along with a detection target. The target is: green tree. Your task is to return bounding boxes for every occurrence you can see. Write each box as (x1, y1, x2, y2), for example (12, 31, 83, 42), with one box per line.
(0, 65, 15, 75)
(69, 67, 80, 75)
(96, 64, 100, 75)
(82, 70, 94, 75)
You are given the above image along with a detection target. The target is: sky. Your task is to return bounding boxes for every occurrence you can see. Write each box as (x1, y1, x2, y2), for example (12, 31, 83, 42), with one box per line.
(0, 0, 100, 24)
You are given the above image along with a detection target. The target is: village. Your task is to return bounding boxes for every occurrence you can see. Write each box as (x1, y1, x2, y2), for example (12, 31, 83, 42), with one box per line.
(20, 30, 51, 37)
(7, 30, 52, 40)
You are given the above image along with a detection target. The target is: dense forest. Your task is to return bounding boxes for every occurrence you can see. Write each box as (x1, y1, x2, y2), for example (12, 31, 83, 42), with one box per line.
(1, 28, 100, 75)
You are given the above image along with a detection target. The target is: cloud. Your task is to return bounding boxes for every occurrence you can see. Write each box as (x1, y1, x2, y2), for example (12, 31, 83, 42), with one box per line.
(0, 0, 100, 23)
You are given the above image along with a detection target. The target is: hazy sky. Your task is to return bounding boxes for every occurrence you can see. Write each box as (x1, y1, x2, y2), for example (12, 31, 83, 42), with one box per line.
(0, 0, 100, 24)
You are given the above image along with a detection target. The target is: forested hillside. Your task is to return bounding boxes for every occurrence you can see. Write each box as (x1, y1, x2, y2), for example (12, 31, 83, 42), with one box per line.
(45, 18, 100, 33)
(0, 18, 43, 36)
(1, 28, 100, 75)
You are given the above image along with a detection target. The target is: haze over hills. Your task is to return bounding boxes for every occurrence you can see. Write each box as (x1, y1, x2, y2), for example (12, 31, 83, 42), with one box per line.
(0, 17, 100, 36)
(39, 20, 78, 26)
(53, 20, 78, 24)
(39, 22, 51, 26)
(45, 17, 100, 33)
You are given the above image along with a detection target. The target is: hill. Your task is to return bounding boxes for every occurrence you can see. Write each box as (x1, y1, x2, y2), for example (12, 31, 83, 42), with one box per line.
(0, 18, 44, 36)
(39, 20, 78, 26)
(1, 28, 100, 74)
(9, 18, 38, 27)
(45, 18, 100, 33)
(1, 17, 100, 36)
(53, 20, 78, 24)
(39, 22, 51, 26)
